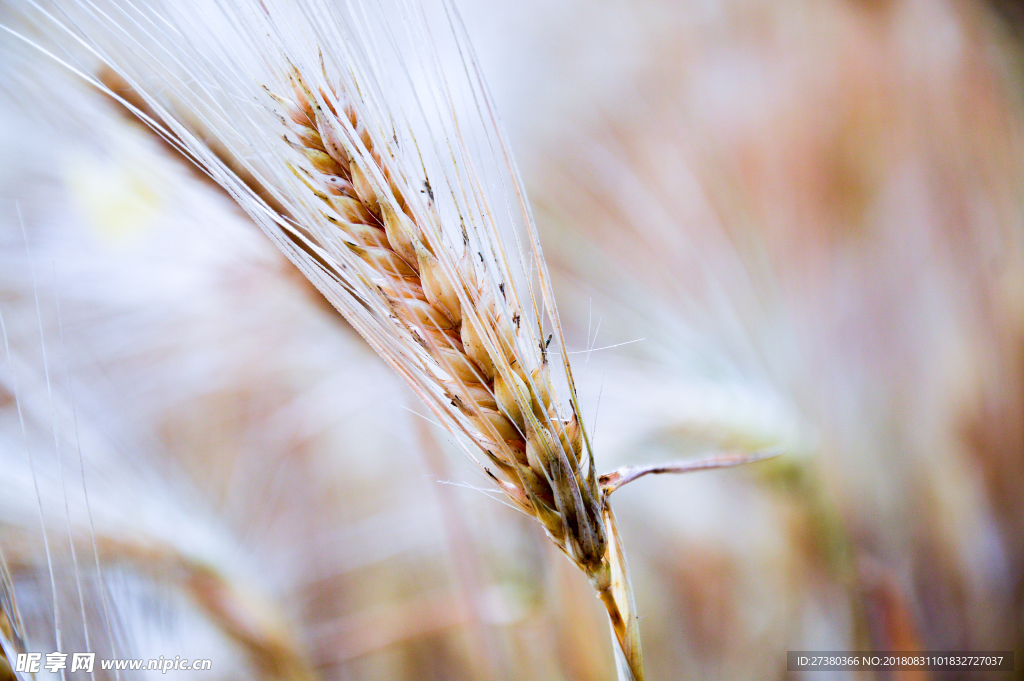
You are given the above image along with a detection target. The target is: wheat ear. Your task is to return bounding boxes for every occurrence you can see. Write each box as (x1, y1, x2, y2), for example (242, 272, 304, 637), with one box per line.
(273, 70, 644, 679)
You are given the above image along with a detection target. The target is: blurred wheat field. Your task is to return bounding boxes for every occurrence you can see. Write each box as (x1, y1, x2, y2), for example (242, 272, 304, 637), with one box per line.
(1, 0, 1023, 679)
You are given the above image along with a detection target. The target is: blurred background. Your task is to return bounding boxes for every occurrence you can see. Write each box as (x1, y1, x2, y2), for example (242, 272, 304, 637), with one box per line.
(1, 0, 1023, 679)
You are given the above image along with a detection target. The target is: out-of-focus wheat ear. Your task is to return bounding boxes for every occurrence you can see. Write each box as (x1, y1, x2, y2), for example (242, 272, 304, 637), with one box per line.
(595, 505, 643, 681)
(179, 561, 318, 681)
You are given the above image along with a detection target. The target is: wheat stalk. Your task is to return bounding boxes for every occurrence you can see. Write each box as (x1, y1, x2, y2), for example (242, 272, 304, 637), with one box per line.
(273, 69, 644, 678)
